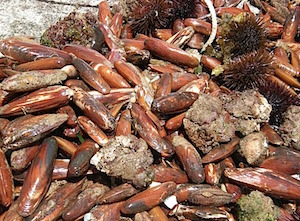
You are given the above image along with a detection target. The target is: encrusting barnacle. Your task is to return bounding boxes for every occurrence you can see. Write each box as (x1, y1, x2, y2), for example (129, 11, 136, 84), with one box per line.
(90, 135, 153, 187)
(238, 132, 268, 166)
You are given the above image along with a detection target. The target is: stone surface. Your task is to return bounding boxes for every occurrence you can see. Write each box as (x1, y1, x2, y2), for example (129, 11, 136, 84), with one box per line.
(0, 0, 115, 40)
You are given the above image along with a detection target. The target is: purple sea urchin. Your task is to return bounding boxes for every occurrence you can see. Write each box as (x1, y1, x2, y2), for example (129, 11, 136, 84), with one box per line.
(216, 50, 274, 91)
(222, 13, 267, 58)
(258, 78, 299, 126)
(127, 0, 198, 35)
(207, 13, 267, 61)
(176, 0, 200, 19)
(128, 0, 178, 35)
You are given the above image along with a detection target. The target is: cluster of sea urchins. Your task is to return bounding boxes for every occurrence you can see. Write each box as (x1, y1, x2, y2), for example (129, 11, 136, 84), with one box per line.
(213, 12, 299, 126)
(124, 0, 300, 128)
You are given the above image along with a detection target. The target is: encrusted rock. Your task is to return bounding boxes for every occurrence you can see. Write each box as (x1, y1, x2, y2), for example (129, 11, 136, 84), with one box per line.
(220, 90, 271, 136)
(239, 132, 268, 166)
(279, 105, 300, 150)
(90, 135, 153, 187)
(183, 93, 236, 154)
(40, 11, 98, 49)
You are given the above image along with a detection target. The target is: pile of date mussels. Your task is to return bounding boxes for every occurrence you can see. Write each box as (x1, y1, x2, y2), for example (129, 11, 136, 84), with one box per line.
(0, 0, 299, 220)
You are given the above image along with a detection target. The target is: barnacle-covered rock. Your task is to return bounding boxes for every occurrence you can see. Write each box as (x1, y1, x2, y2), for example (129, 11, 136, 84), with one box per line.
(220, 90, 272, 136)
(238, 132, 268, 166)
(237, 191, 279, 221)
(40, 11, 98, 49)
(183, 93, 235, 154)
(90, 135, 153, 187)
(279, 105, 300, 150)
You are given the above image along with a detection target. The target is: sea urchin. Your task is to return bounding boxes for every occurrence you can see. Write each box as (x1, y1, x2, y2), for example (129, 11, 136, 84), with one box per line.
(127, 0, 198, 35)
(128, 0, 177, 35)
(258, 78, 299, 126)
(216, 50, 274, 91)
(221, 12, 267, 59)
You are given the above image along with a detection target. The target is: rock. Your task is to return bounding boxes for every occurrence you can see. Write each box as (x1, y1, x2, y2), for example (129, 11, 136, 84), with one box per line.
(90, 135, 153, 187)
(280, 105, 300, 150)
(183, 92, 236, 154)
(220, 90, 271, 136)
(0, 0, 116, 40)
(239, 132, 268, 166)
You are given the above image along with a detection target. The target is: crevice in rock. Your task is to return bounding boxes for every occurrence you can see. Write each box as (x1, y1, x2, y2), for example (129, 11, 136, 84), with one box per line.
(36, 0, 98, 8)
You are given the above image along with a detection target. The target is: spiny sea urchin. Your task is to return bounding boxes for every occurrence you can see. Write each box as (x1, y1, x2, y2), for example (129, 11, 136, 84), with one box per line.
(219, 12, 267, 59)
(258, 78, 299, 126)
(216, 50, 274, 91)
(128, 0, 176, 35)
(127, 0, 198, 35)
(176, 0, 200, 19)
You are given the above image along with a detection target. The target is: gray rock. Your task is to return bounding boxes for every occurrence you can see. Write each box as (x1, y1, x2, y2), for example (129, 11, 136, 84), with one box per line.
(0, 0, 116, 40)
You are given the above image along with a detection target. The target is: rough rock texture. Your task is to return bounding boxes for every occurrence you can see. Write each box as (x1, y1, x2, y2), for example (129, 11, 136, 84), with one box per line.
(279, 105, 300, 150)
(111, 0, 135, 18)
(40, 11, 98, 49)
(90, 135, 153, 187)
(183, 93, 236, 154)
(220, 90, 271, 136)
(0, 0, 117, 40)
(239, 132, 268, 166)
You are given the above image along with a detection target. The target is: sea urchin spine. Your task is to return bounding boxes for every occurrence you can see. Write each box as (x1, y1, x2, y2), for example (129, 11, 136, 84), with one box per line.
(216, 50, 274, 91)
(258, 77, 299, 126)
(128, 0, 178, 35)
(221, 12, 267, 58)
(127, 0, 199, 35)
